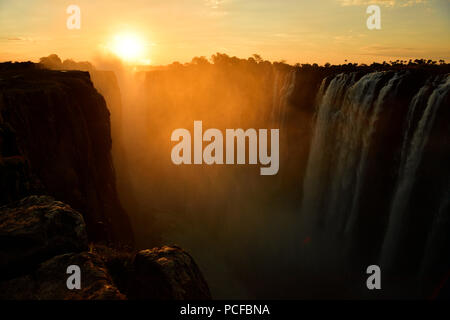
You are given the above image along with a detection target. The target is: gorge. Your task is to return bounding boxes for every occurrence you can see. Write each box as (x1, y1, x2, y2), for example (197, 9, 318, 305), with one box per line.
(1, 56, 449, 299)
(119, 59, 449, 299)
(0, 61, 211, 299)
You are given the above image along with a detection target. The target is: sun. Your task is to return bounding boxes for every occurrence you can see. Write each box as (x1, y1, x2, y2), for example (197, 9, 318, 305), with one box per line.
(109, 33, 150, 64)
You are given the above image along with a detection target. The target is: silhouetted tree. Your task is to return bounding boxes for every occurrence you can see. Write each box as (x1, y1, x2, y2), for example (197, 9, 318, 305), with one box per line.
(252, 54, 263, 63)
(39, 54, 62, 69)
(191, 56, 210, 66)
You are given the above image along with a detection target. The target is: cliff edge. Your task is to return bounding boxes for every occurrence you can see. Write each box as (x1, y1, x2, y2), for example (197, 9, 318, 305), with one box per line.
(0, 62, 211, 299)
(0, 62, 132, 243)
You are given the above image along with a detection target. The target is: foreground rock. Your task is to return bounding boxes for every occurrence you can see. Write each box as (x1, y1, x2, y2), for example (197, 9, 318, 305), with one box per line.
(0, 252, 125, 300)
(0, 195, 211, 300)
(0, 195, 88, 279)
(127, 246, 211, 299)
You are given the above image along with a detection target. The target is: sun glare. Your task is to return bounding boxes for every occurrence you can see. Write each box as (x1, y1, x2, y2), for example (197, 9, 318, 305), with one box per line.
(109, 33, 150, 64)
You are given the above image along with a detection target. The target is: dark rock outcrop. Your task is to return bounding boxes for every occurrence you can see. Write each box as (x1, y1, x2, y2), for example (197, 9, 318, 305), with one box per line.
(0, 195, 88, 279)
(0, 195, 211, 300)
(0, 251, 125, 300)
(127, 246, 211, 300)
(0, 62, 133, 243)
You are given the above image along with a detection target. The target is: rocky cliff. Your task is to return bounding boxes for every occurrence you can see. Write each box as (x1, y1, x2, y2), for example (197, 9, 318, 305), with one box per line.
(0, 62, 132, 243)
(0, 62, 211, 299)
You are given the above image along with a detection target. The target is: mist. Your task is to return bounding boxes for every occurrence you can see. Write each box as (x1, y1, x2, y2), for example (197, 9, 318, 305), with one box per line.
(75, 54, 314, 299)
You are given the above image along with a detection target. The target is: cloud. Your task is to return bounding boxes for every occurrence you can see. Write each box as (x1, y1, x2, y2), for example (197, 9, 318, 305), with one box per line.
(205, 0, 225, 9)
(203, 0, 229, 16)
(1, 36, 51, 42)
(358, 44, 425, 57)
(336, 0, 428, 7)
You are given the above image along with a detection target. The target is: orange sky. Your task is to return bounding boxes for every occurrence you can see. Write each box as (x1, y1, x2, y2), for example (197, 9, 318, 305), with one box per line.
(0, 0, 448, 65)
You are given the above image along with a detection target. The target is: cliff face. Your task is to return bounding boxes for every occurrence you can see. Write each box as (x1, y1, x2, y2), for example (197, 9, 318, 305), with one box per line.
(0, 62, 211, 300)
(0, 62, 132, 243)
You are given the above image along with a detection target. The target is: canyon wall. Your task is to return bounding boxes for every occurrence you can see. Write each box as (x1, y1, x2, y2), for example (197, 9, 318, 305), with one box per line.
(0, 62, 211, 300)
(0, 62, 133, 243)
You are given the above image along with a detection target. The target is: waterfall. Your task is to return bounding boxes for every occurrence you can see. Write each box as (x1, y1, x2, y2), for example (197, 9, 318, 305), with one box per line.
(300, 72, 357, 228)
(345, 72, 410, 231)
(300, 71, 407, 233)
(302, 71, 450, 241)
(418, 179, 450, 288)
(271, 69, 296, 128)
(380, 75, 450, 270)
(397, 83, 433, 172)
(299, 70, 450, 295)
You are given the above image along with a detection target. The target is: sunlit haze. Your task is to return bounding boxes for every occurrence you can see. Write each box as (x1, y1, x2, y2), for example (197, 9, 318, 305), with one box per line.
(107, 32, 150, 64)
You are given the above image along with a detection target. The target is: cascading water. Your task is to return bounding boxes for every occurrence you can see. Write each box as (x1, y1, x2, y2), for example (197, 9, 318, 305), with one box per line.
(380, 75, 450, 271)
(418, 179, 450, 291)
(271, 69, 296, 128)
(344, 72, 406, 233)
(300, 71, 406, 234)
(301, 71, 450, 289)
(301, 72, 358, 229)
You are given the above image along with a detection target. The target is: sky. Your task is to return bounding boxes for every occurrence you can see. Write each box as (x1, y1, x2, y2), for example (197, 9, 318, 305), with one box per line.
(0, 0, 448, 65)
